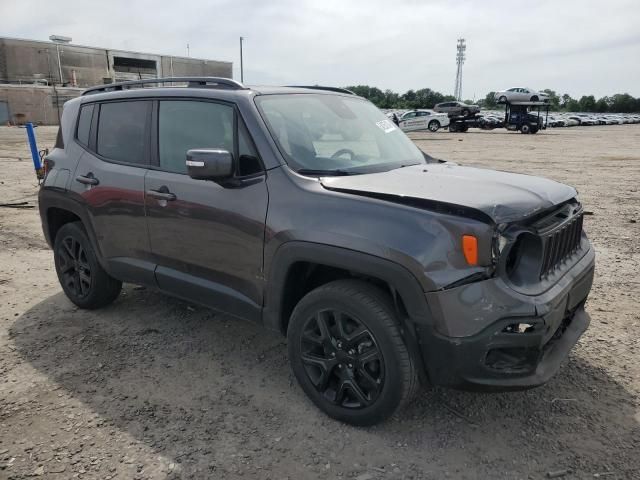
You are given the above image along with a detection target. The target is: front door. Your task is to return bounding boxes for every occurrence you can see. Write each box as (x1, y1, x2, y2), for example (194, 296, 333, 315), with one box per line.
(145, 99, 268, 321)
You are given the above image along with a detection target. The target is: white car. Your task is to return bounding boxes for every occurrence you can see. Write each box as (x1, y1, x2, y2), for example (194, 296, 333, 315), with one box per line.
(397, 109, 450, 132)
(494, 88, 549, 103)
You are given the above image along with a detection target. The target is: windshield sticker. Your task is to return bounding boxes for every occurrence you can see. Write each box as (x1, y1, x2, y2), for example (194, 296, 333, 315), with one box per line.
(375, 119, 397, 133)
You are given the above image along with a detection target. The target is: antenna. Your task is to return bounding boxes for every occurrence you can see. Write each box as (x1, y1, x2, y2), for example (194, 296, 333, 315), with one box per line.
(454, 38, 466, 101)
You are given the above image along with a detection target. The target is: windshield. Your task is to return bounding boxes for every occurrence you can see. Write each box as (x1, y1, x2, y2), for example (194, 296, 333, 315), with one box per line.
(255, 94, 426, 175)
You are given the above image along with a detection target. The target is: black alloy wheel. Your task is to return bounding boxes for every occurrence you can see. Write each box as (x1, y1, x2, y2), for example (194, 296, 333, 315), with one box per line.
(299, 308, 384, 409)
(53, 222, 122, 309)
(288, 279, 419, 426)
(57, 235, 92, 298)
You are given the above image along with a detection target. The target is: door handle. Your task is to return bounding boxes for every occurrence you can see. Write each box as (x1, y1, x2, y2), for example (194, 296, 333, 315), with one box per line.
(75, 173, 99, 186)
(146, 187, 176, 201)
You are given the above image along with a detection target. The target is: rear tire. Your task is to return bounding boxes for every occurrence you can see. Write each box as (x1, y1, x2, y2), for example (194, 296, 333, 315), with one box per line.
(521, 124, 531, 134)
(499, 96, 507, 103)
(428, 120, 440, 132)
(287, 279, 418, 426)
(54, 222, 122, 309)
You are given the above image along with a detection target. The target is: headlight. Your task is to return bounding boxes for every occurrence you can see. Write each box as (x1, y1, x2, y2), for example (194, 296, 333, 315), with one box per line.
(503, 232, 543, 286)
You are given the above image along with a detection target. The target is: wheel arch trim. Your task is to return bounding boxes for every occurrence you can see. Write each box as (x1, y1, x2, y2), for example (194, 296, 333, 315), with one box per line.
(263, 241, 433, 334)
(39, 188, 107, 269)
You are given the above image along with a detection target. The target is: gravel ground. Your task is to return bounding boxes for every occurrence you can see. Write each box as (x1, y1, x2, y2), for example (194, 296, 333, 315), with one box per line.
(0, 125, 639, 479)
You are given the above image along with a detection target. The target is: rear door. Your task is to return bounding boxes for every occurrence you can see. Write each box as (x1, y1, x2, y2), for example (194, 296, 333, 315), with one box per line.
(399, 111, 423, 131)
(144, 98, 268, 321)
(70, 99, 155, 285)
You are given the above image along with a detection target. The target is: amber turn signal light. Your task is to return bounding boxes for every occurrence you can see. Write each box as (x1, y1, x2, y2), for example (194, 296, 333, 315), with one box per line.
(462, 235, 478, 266)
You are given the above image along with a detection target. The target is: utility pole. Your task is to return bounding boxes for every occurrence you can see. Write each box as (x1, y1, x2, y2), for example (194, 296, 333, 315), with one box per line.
(187, 43, 190, 57)
(239, 36, 244, 83)
(454, 38, 466, 101)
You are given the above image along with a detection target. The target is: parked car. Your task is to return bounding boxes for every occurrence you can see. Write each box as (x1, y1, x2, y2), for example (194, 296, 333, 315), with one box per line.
(39, 77, 594, 426)
(494, 88, 549, 103)
(397, 109, 450, 132)
(545, 115, 564, 127)
(433, 101, 480, 117)
(477, 114, 503, 129)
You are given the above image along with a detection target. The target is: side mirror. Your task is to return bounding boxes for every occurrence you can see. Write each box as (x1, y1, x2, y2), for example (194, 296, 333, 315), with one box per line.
(186, 149, 234, 180)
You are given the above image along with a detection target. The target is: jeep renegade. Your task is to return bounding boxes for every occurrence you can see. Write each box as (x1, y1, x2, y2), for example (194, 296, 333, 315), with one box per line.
(39, 77, 595, 426)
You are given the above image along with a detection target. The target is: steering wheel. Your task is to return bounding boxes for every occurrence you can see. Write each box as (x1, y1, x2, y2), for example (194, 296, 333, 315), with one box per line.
(331, 148, 356, 160)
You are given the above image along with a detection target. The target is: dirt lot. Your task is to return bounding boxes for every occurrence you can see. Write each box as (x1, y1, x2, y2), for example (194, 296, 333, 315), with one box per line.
(1, 124, 639, 479)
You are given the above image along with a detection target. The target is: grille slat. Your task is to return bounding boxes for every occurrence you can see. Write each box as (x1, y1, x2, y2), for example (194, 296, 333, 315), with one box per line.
(540, 212, 584, 279)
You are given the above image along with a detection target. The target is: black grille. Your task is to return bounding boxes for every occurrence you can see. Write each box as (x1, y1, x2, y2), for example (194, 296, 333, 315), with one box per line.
(540, 212, 583, 278)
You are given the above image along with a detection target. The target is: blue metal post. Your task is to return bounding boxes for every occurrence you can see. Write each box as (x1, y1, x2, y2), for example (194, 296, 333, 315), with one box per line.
(25, 122, 43, 173)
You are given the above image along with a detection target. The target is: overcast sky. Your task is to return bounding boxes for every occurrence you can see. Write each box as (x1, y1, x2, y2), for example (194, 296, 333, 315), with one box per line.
(2, 0, 639, 99)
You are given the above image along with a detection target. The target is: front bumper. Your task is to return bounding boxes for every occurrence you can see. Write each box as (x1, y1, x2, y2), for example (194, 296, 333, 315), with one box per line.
(418, 246, 595, 391)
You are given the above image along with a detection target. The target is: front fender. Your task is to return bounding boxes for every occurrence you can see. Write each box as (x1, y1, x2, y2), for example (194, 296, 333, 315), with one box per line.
(263, 241, 434, 333)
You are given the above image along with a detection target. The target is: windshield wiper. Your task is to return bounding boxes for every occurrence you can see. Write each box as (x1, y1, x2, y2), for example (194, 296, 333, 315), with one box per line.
(296, 168, 355, 176)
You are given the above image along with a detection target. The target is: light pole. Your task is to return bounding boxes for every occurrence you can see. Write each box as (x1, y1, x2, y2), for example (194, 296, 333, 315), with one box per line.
(239, 36, 244, 83)
(49, 35, 72, 85)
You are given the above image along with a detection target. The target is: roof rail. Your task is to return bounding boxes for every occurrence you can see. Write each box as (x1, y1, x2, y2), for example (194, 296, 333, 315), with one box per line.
(82, 77, 246, 96)
(286, 85, 356, 95)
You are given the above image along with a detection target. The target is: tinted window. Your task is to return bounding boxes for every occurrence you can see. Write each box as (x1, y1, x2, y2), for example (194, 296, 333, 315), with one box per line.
(97, 101, 148, 163)
(158, 100, 233, 174)
(76, 104, 94, 147)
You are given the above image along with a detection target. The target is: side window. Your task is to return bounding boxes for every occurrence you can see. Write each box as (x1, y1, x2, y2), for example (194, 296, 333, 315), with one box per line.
(158, 100, 233, 174)
(402, 112, 417, 119)
(76, 104, 94, 147)
(238, 120, 263, 176)
(97, 101, 149, 164)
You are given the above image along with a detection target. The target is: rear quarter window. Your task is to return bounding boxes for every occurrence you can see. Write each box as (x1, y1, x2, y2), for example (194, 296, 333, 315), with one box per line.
(76, 104, 94, 147)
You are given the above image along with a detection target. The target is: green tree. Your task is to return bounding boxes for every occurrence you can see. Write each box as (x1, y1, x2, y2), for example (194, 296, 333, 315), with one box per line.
(542, 89, 560, 110)
(481, 92, 497, 109)
(566, 99, 581, 112)
(560, 93, 573, 109)
(578, 95, 597, 112)
(595, 97, 610, 113)
(609, 93, 636, 113)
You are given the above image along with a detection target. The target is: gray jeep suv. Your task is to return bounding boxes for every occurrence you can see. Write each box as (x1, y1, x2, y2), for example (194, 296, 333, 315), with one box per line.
(39, 77, 594, 426)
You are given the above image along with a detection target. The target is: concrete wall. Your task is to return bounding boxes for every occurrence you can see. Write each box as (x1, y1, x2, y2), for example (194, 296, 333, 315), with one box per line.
(0, 37, 234, 125)
(0, 37, 233, 88)
(0, 38, 109, 87)
(0, 85, 82, 125)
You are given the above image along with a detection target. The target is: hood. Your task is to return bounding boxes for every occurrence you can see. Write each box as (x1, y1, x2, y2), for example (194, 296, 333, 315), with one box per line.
(320, 163, 577, 224)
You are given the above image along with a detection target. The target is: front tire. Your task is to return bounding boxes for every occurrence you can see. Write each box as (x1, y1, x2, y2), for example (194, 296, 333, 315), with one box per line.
(428, 120, 440, 132)
(530, 95, 539, 102)
(287, 280, 418, 426)
(54, 222, 122, 309)
(521, 124, 531, 134)
(499, 95, 507, 103)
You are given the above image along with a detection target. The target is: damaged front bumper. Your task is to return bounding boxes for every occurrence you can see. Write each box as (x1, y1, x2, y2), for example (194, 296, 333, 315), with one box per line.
(418, 245, 595, 391)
